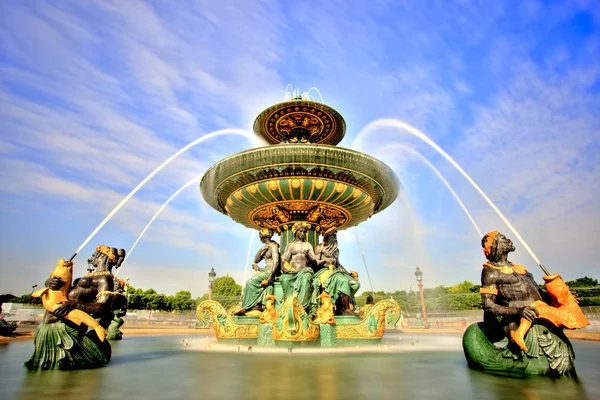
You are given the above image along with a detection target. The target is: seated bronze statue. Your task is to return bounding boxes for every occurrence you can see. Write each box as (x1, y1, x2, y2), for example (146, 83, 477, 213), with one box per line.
(234, 229, 280, 316)
(312, 227, 360, 315)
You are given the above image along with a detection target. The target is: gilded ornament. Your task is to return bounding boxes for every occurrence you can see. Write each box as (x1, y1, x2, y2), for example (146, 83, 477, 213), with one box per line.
(335, 299, 399, 340)
(315, 180, 324, 189)
(314, 292, 336, 325)
(234, 190, 243, 200)
(291, 179, 301, 189)
(198, 300, 259, 340)
(335, 183, 346, 193)
(268, 180, 278, 191)
(259, 295, 278, 324)
(272, 296, 320, 342)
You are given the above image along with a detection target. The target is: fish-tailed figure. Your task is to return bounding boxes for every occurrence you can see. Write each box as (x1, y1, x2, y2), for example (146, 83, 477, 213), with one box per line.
(26, 245, 126, 370)
(33, 259, 106, 342)
(463, 231, 587, 377)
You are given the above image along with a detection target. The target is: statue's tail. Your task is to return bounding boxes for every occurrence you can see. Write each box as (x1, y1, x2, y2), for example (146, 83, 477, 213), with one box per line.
(462, 322, 526, 375)
(94, 326, 107, 342)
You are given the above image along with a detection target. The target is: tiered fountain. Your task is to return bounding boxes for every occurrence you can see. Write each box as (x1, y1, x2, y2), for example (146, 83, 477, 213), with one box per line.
(197, 95, 400, 346)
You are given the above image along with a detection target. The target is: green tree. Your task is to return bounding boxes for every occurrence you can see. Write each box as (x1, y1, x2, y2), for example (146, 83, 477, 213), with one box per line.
(448, 281, 476, 293)
(565, 276, 600, 306)
(195, 293, 209, 306)
(9, 294, 41, 305)
(170, 290, 195, 311)
(212, 276, 242, 310)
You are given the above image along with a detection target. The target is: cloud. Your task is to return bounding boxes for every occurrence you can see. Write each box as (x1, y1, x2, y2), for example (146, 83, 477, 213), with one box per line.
(0, 0, 598, 297)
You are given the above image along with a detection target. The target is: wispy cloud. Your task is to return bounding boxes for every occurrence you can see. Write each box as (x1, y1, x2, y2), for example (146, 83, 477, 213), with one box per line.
(0, 0, 598, 295)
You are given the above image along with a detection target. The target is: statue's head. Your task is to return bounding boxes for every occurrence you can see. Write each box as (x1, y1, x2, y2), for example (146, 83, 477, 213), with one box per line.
(89, 245, 126, 273)
(291, 222, 311, 241)
(481, 231, 515, 262)
(322, 227, 338, 245)
(259, 228, 274, 242)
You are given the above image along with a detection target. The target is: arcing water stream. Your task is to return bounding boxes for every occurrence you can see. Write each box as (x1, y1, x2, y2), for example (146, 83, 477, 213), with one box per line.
(352, 119, 548, 274)
(71, 129, 255, 261)
(383, 143, 482, 237)
(119, 176, 203, 271)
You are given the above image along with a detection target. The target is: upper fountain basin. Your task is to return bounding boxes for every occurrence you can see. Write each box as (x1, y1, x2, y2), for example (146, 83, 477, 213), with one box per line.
(253, 99, 346, 145)
(200, 144, 400, 232)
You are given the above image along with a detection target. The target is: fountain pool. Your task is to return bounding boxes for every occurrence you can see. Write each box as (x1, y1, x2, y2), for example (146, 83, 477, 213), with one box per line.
(2, 333, 599, 399)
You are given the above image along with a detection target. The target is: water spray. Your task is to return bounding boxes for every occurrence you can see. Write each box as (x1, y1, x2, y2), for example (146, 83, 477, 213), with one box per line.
(69, 128, 253, 262)
(118, 175, 204, 273)
(353, 229, 374, 295)
(353, 119, 549, 275)
(385, 144, 482, 237)
(241, 232, 255, 296)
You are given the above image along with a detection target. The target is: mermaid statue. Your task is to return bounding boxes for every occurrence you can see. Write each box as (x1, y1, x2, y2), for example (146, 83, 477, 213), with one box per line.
(25, 245, 128, 370)
(462, 231, 589, 377)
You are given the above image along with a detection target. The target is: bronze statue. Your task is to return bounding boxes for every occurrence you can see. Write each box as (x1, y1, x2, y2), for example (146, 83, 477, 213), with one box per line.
(463, 231, 585, 377)
(234, 229, 280, 316)
(279, 222, 325, 312)
(313, 228, 360, 315)
(25, 245, 127, 370)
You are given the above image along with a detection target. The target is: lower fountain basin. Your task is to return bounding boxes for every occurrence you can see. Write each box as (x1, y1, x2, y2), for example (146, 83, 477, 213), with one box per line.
(2, 333, 598, 399)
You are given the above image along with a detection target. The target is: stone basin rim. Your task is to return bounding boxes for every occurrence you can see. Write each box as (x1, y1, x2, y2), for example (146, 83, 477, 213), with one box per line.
(200, 143, 401, 222)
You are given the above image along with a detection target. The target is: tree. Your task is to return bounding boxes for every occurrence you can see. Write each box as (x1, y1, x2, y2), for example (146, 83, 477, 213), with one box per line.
(9, 294, 41, 305)
(170, 290, 195, 311)
(195, 293, 209, 306)
(448, 281, 476, 293)
(212, 276, 242, 310)
(566, 277, 599, 288)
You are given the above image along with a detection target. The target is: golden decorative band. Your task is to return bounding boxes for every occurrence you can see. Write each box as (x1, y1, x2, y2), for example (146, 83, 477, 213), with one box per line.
(480, 287, 499, 295)
(85, 270, 113, 277)
(96, 290, 116, 298)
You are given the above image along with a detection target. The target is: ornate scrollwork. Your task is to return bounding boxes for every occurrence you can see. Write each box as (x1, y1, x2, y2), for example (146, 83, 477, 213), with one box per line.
(251, 201, 349, 232)
(272, 296, 320, 341)
(336, 299, 400, 340)
(198, 300, 258, 340)
(314, 292, 336, 325)
(259, 294, 278, 324)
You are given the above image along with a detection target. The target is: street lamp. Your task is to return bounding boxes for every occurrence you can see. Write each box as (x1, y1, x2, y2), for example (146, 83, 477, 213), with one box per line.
(414, 266, 428, 326)
(208, 268, 216, 300)
(31, 284, 38, 305)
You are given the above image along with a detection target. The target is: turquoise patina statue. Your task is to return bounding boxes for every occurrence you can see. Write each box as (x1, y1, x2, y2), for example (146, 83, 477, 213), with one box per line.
(463, 231, 588, 377)
(234, 229, 280, 316)
(279, 222, 326, 313)
(313, 227, 360, 315)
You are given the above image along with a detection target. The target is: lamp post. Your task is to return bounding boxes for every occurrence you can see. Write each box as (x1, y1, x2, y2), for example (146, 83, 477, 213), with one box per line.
(208, 267, 216, 300)
(415, 266, 428, 326)
(31, 284, 38, 305)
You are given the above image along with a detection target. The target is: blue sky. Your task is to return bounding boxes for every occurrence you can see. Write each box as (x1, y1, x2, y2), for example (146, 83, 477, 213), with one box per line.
(0, 1, 598, 298)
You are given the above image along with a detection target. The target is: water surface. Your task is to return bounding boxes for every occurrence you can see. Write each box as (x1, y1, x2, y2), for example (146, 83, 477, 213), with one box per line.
(1, 333, 598, 400)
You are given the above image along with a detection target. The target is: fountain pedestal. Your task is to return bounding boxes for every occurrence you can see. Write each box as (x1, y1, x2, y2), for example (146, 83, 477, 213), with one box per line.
(198, 95, 400, 347)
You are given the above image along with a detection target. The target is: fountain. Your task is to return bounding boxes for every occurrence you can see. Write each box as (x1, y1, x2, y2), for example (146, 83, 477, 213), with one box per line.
(3, 89, 597, 397)
(197, 94, 401, 346)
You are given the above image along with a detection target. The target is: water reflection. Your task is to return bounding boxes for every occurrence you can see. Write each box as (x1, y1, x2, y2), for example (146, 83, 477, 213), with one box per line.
(0, 334, 598, 400)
